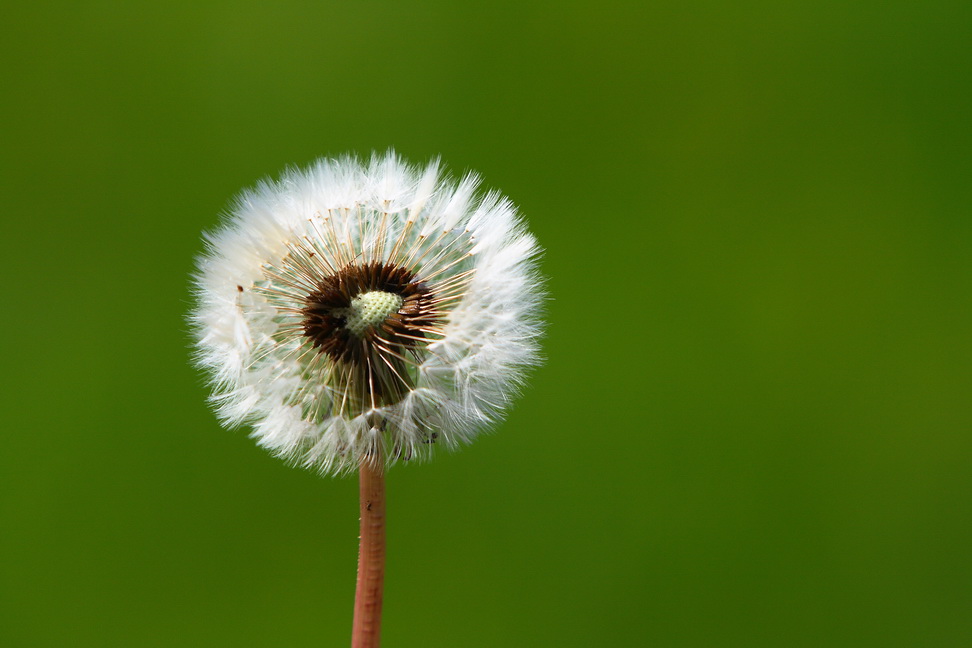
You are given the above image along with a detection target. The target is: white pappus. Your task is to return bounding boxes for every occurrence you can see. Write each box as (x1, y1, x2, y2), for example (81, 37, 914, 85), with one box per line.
(190, 151, 544, 475)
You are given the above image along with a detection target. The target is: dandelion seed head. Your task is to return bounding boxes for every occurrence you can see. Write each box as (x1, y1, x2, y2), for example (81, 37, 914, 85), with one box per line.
(191, 151, 544, 474)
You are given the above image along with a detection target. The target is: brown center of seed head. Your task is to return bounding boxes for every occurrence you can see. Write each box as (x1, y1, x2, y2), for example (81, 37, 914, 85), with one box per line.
(300, 262, 441, 404)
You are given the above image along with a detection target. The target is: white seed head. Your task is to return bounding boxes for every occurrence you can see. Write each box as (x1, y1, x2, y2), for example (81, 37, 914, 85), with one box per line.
(190, 151, 544, 475)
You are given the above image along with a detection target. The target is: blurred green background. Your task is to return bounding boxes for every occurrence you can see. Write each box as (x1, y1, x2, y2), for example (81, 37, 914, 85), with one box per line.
(2, 1, 970, 646)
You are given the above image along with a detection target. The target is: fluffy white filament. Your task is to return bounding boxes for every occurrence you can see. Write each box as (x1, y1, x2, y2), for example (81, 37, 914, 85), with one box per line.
(190, 152, 544, 474)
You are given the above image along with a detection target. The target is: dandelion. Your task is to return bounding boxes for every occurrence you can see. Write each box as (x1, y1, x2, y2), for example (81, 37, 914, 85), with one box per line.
(190, 151, 544, 646)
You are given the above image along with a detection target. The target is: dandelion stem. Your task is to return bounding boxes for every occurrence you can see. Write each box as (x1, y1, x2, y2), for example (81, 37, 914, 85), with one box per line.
(352, 456, 386, 648)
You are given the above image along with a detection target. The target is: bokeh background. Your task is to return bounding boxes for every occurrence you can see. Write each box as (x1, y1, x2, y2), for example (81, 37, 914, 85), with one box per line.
(2, 1, 970, 646)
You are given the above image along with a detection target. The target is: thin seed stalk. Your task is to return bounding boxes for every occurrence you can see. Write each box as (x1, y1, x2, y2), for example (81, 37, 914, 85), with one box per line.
(351, 456, 386, 648)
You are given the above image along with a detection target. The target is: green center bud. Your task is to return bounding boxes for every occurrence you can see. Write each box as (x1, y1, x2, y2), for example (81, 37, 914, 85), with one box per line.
(340, 290, 404, 336)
